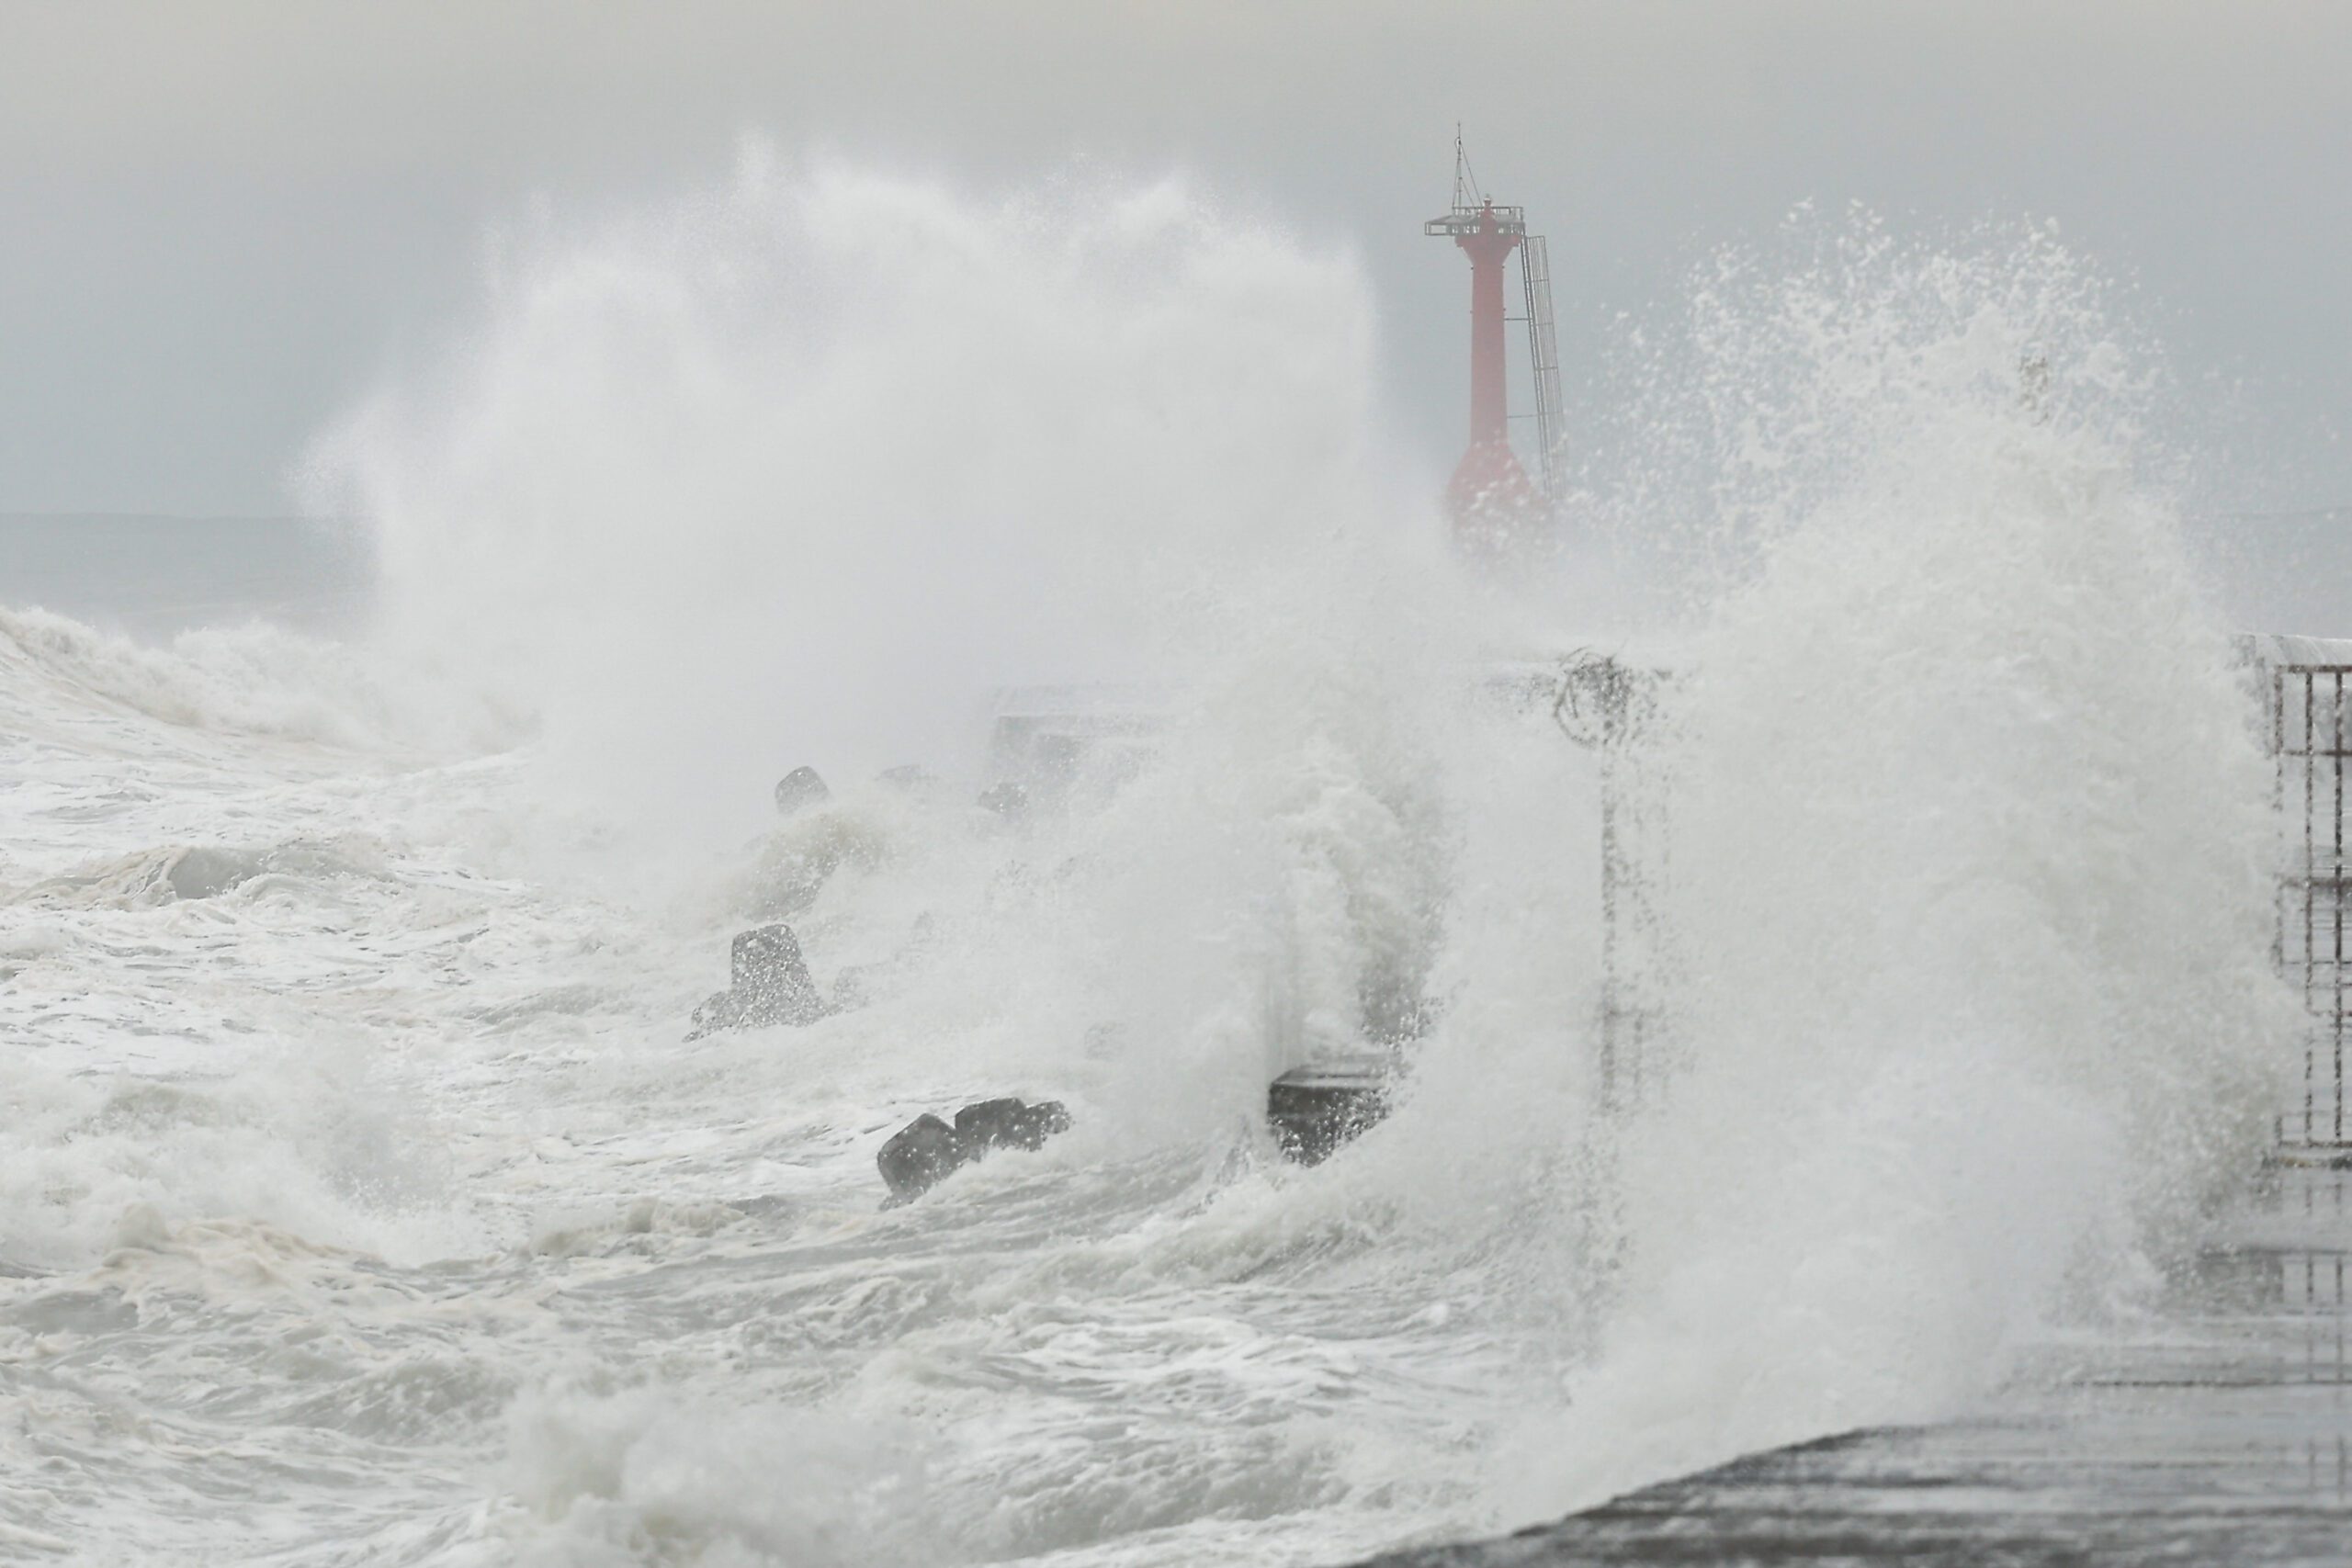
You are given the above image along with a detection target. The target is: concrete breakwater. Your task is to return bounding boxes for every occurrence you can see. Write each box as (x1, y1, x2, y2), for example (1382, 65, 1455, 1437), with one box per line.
(1348, 1166, 2352, 1566)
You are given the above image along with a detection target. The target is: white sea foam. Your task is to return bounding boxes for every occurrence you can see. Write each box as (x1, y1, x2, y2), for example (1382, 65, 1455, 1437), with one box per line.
(0, 604, 508, 757)
(0, 175, 2295, 1565)
(303, 149, 1445, 865)
(1496, 216, 2294, 1516)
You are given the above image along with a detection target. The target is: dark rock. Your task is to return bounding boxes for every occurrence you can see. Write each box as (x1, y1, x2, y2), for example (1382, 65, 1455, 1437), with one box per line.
(876, 763, 936, 789)
(952, 1097, 1025, 1144)
(774, 766, 830, 817)
(688, 924, 829, 1038)
(731, 926, 792, 990)
(954, 1097, 1071, 1152)
(878, 1097, 1073, 1204)
(1268, 1061, 1392, 1165)
(976, 781, 1029, 820)
(730, 925, 828, 1024)
(877, 1113, 971, 1203)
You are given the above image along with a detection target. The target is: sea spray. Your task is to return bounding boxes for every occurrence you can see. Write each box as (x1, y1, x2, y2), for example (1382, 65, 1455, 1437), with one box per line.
(307, 180, 2296, 1550)
(3, 166, 2305, 1563)
(304, 150, 1439, 865)
(0, 604, 500, 756)
(1494, 215, 2295, 1518)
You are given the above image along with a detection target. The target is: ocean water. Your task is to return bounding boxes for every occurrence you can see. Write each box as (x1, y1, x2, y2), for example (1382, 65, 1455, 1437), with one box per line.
(0, 514, 371, 642)
(0, 168, 2300, 1565)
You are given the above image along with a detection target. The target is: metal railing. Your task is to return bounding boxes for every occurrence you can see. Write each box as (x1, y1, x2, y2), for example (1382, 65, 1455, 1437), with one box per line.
(2273, 658, 2352, 1158)
(1556, 639, 2352, 1157)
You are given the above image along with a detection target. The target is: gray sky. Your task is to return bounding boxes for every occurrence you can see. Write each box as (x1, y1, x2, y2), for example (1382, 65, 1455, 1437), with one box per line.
(3, 0, 2347, 516)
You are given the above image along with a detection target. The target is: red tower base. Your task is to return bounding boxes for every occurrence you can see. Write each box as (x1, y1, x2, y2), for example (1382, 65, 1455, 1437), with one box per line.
(1447, 436, 1541, 547)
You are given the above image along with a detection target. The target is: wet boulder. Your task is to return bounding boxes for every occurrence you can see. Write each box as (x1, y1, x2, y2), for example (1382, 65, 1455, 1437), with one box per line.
(688, 924, 830, 1038)
(877, 1113, 970, 1204)
(954, 1097, 1071, 1153)
(774, 766, 831, 817)
(731, 926, 826, 1019)
(877, 1097, 1073, 1203)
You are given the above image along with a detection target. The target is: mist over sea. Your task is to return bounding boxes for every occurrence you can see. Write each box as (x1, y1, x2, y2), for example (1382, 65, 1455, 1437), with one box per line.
(0, 164, 2315, 1565)
(0, 513, 372, 640)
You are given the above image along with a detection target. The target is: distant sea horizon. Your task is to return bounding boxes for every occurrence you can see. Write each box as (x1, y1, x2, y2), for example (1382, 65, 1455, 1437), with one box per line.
(0, 512, 374, 639)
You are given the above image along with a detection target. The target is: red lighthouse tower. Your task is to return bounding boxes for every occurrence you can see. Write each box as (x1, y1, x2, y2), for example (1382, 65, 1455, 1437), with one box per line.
(1426, 139, 1564, 547)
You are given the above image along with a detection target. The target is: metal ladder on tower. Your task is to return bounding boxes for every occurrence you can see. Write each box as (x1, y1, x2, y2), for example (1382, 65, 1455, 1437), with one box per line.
(1520, 234, 1566, 506)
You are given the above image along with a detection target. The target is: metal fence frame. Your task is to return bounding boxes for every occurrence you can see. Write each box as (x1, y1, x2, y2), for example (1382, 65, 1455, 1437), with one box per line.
(1560, 637, 2352, 1160)
(2269, 649, 2352, 1160)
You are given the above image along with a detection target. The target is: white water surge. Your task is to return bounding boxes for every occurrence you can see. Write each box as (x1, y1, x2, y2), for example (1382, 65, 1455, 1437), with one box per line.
(0, 169, 2293, 1565)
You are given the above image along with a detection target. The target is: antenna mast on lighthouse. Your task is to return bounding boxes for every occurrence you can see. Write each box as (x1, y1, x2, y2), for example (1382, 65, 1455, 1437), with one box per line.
(1425, 131, 1565, 544)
